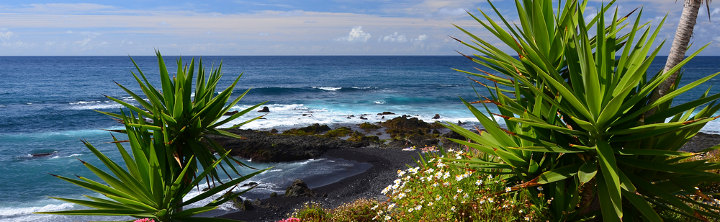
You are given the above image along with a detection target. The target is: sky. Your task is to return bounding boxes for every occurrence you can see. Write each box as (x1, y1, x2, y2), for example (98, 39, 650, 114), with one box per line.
(0, 0, 718, 56)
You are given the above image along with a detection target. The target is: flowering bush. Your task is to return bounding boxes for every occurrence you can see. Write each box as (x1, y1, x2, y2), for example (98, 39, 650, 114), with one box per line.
(374, 149, 547, 221)
(292, 199, 378, 222)
(277, 218, 301, 222)
(133, 219, 155, 222)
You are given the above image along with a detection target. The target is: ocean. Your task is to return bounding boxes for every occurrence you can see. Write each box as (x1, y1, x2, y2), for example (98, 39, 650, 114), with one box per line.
(1, 56, 719, 221)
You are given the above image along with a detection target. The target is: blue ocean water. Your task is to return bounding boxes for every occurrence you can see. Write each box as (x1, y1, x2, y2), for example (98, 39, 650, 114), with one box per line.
(0, 56, 719, 221)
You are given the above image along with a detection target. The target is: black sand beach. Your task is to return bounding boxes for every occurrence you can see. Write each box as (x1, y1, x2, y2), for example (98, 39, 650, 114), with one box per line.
(220, 147, 420, 221)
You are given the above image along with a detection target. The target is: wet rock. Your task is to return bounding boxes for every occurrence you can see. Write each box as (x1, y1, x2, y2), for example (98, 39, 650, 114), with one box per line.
(211, 129, 357, 162)
(258, 106, 270, 112)
(377, 111, 395, 115)
(359, 122, 381, 132)
(285, 179, 314, 197)
(241, 182, 258, 187)
(224, 110, 239, 116)
(283, 123, 331, 135)
(433, 114, 441, 119)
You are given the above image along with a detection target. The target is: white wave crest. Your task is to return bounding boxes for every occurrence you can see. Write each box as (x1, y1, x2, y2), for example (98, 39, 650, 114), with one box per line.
(0, 203, 73, 217)
(313, 87, 341, 91)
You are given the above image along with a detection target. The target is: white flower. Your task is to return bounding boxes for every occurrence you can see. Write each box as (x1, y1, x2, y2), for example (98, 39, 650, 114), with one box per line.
(480, 199, 485, 204)
(537, 186, 544, 191)
(394, 179, 402, 185)
(397, 170, 406, 177)
(428, 202, 434, 206)
(427, 168, 434, 173)
(437, 159, 446, 167)
(455, 174, 465, 181)
(385, 215, 392, 221)
(388, 203, 395, 209)
(519, 210, 524, 214)
(443, 182, 450, 186)
(415, 205, 422, 211)
(443, 172, 450, 179)
(476, 179, 483, 186)
(451, 206, 456, 211)
(505, 187, 512, 192)
(488, 197, 494, 203)
(457, 188, 463, 193)
(397, 192, 406, 199)
(435, 194, 442, 200)
(434, 171, 443, 179)
(381, 185, 392, 194)
(408, 208, 414, 213)
(371, 205, 378, 210)
(432, 182, 439, 187)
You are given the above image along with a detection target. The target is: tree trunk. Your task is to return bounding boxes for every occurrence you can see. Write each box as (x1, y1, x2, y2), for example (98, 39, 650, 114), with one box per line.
(647, 0, 703, 116)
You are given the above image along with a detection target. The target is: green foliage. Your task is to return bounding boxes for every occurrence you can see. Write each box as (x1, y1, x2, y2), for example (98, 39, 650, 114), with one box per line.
(293, 199, 378, 222)
(37, 115, 267, 221)
(450, 0, 720, 221)
(374, 150, 547, 221)
(40, 51, 268, 221)
(99, 51, 266, 183)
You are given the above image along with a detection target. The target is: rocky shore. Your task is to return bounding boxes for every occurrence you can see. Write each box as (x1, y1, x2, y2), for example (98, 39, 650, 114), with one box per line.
(212, 116, 720, 221)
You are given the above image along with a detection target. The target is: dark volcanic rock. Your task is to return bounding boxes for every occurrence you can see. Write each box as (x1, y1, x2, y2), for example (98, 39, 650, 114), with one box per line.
(433, 114, 441, 119)
(282, 123, 331, 135)
(377, 111, 395, 115)
(682, 132, 720, 152)
(211, 129, 357, 162)
(258, 106, 270, 112)
(285, 179, 314, 197)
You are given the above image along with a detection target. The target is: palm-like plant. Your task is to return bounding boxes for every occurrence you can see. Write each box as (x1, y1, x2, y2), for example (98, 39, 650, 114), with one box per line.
(39, 52, 267, 221)
(447, 0, 720, 220)
(38, 113, 266, 221)
(100, 51, 265, 184)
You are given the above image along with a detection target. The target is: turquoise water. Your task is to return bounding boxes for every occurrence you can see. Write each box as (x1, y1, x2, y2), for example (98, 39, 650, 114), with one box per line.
(0, 56, 719, 221)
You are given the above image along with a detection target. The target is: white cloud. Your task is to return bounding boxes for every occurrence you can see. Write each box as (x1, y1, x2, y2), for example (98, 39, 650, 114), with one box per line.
(382, 32, 408, 42)
(0, 31, 13, 41)
(337, 26, 372, 42)
(414, 34, 428, 42)
(712, 8, 720, 17)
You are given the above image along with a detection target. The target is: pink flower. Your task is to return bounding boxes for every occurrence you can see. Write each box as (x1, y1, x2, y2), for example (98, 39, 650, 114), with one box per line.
(277, 218, 301, 222)
(133, 219, 155, 222)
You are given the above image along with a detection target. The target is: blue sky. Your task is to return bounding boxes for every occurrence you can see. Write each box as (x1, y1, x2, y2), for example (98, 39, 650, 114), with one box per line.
(0, 0, 718, 56)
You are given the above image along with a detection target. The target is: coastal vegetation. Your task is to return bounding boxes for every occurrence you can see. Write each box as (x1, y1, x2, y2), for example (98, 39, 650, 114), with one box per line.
(444, 0, 720, 221)
(293, 0, 720, 221)
(38, 52, 268, 221)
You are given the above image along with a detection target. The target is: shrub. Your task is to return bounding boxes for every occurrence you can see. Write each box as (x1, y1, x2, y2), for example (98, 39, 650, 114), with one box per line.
(39, 52, 267, 221)
(293, 199, 378, 222)
(374, 149, 547, 221)
(448, 0, 720, 220)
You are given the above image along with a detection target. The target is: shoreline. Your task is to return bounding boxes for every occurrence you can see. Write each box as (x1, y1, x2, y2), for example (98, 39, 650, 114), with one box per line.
(215, 122, 720, 221)
(220, 146, 421, 221)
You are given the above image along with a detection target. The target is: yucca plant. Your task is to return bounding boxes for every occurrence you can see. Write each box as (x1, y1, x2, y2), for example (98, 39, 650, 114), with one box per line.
(99, 51, 266, 184)
(38, 112, 267, 221)
(446, 0, 720, 221)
